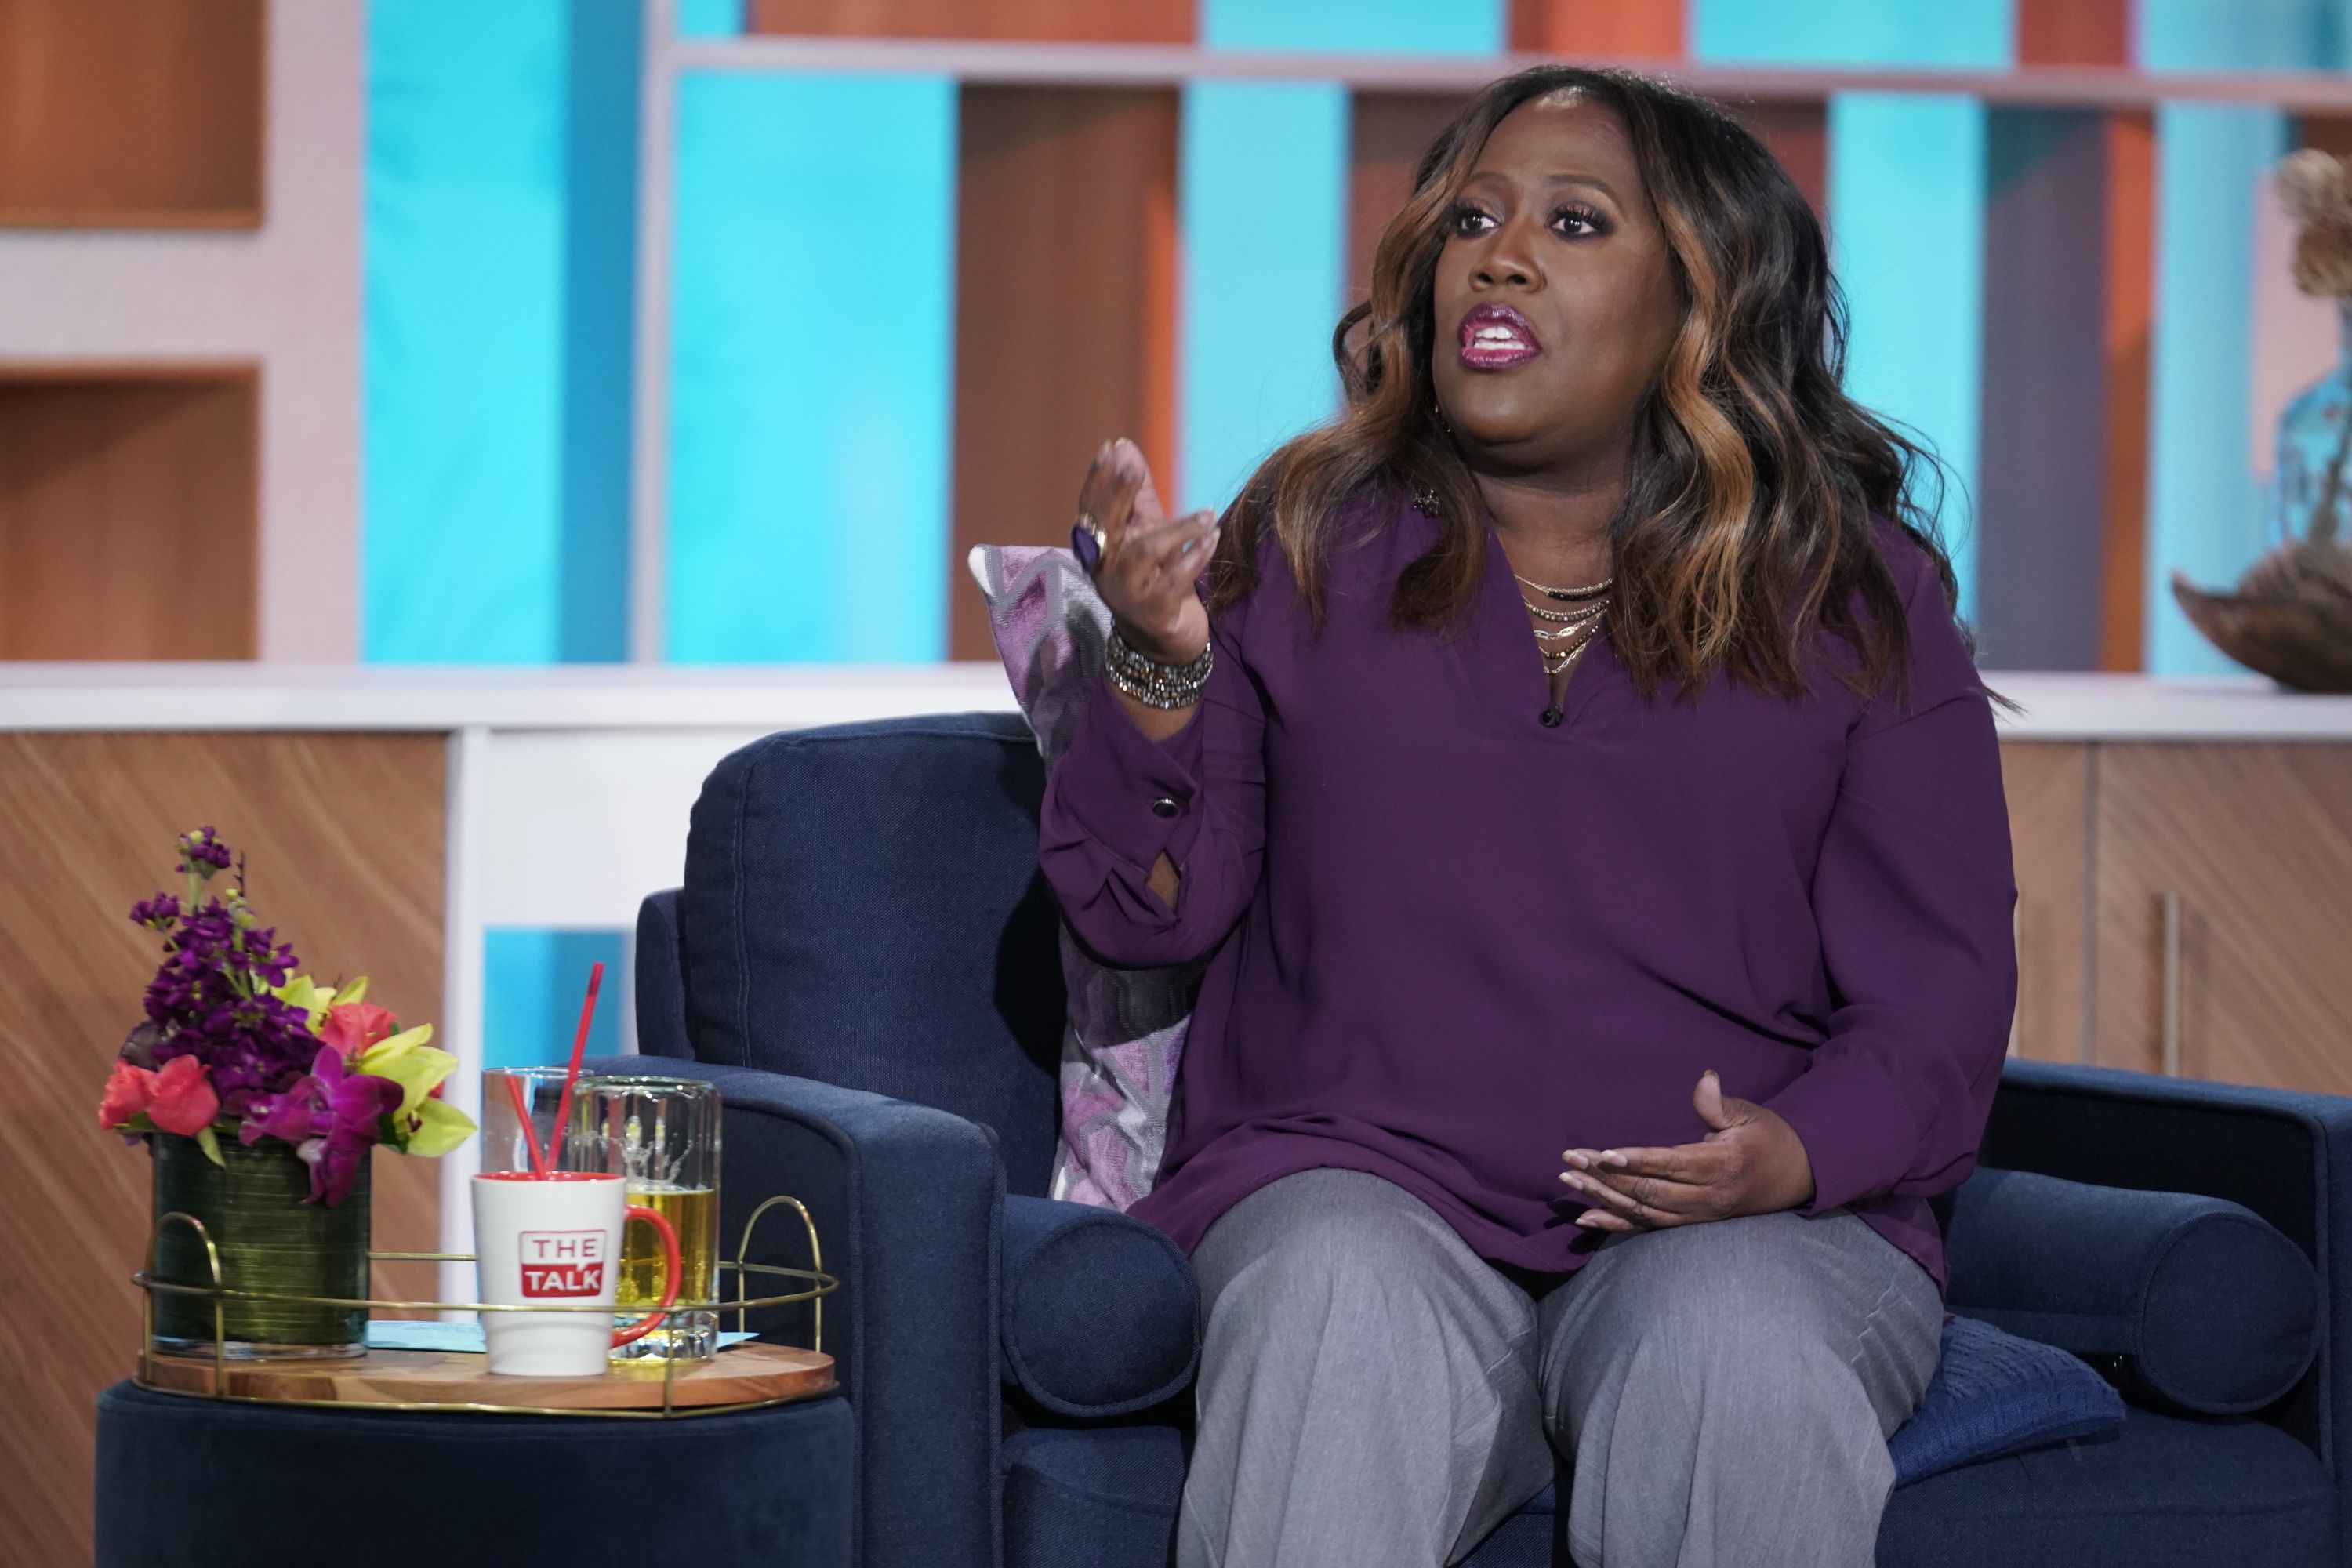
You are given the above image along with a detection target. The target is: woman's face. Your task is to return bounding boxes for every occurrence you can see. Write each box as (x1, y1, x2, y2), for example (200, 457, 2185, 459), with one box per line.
(1430, 92, 1682, 479)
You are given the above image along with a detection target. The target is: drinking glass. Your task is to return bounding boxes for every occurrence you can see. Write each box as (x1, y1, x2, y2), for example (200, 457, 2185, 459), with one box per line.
(569, 1073, 721, 1363)
(479, 1066, 586, 1174)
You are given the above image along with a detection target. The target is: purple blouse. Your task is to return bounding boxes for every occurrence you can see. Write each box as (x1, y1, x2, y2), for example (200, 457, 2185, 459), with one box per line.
(1037, 482, 2017, 1293)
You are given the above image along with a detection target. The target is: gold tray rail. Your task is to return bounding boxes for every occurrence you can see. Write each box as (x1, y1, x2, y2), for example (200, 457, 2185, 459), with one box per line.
(134, 1193, 837, 1419)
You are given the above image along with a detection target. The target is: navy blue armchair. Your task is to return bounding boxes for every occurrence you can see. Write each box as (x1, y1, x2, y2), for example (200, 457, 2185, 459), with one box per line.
(612, 712, 2352, 1567)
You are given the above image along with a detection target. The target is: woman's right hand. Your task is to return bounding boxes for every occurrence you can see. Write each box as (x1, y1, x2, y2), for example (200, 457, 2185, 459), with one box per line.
(1080, 437, 1218, 666)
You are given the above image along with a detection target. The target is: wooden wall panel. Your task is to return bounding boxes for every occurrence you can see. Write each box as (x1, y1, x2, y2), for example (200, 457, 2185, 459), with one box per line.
(1999, 742, 2091, 1064)
(0, 733, 445, 1566)
(1348, 93, 1472, 310)
(750, 0, 1191, 42)
(1508, 0, 1685, 56)
(949, 88, 1178, 661)
(0, 369, 260, 661)
(0, 0, 264, 228)
(2091, 744, 2352, 1093)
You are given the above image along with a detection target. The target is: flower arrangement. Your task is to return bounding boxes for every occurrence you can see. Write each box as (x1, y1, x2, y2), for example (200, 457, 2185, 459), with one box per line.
(2278, 148, 2352, 299)
(98, 828, 474, 1206)
(2168, 149, 2352, 691)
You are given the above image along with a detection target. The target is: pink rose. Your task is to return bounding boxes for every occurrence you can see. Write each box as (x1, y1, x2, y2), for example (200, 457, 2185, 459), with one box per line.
(147, 1056, 221, 1137)
(319, 1002, 397, 1061)
(100, 1061, 158, 1130)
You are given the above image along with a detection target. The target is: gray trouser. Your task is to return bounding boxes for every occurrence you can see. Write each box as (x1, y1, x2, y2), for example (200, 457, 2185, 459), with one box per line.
(1179, 1168, 1944, 1568)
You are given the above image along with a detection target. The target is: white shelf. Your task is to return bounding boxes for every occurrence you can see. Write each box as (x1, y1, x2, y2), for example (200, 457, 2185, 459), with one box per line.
(0, 662, 1018, 731)
(7, 664, 2352, 742)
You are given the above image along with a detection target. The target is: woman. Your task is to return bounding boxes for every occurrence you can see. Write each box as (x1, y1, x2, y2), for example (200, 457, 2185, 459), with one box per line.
(1039, 65, 2016, 1568)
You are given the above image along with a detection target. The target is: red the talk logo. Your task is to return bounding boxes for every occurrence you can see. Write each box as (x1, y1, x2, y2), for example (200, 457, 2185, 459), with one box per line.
(519, 1229, 608, 1297)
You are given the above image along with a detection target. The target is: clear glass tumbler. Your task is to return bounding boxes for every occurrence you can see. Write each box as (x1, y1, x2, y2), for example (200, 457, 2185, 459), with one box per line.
(570, 1073, 722, 1363)
(478, 1066, 586, 1175)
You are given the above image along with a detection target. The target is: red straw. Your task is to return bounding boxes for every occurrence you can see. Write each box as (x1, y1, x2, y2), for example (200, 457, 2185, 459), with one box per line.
(546, 961, 605, 1176)
(503, 1073, 548, 1177)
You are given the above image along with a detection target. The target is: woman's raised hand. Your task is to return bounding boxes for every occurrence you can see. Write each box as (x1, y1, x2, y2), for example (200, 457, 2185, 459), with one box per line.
(1080, 437, 1218, 666)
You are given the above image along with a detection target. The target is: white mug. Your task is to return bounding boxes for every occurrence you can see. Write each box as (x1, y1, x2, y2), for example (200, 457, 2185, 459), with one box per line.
(471, 1172, 679, 1377)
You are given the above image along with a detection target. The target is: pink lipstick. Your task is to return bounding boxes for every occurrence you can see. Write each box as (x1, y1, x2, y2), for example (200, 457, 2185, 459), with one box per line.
(1458, 303, 1543, 368)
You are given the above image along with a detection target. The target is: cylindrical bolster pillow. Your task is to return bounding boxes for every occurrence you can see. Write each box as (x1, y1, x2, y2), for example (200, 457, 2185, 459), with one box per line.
(1000, 1194, 1200, 1418)
(1943, 1167, 2321, 1415)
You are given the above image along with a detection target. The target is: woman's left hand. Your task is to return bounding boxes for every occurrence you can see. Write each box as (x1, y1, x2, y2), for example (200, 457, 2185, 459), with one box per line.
(1560, 1070, 1816, 1232)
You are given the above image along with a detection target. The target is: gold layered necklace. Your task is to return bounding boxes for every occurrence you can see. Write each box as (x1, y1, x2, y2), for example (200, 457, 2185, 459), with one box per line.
(1515, 570, 1613, 679)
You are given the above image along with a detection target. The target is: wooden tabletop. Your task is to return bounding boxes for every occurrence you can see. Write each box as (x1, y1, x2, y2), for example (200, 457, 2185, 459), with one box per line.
(137, 1341, 835, 1413)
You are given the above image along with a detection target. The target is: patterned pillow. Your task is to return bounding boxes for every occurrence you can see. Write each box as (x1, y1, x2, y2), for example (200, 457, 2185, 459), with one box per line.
(967, 544, 1204, 1210)
(1889, 1313, 2127, 1486)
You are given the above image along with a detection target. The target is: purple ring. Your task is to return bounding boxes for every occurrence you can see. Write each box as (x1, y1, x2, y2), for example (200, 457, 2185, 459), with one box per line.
(1070, 520, 1103, 574)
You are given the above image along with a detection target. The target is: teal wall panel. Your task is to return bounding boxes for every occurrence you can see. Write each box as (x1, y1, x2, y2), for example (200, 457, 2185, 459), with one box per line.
(1178, 82, 1349, 514)
(484, 928, 630, 1069)
(1200, 0, 1503, 53)
(1828, 93, 1988, 618)
(1691, 0, 2010, 67)
(2143, 107, 2293, 675)
(1690, 3, 2007, 618)
(664, 73, 957, 662)
(2140, 1, 2328, 672)
(365, 2, 566, 662)
(363, 1, 637, 663)
(678, 0, 742, 37)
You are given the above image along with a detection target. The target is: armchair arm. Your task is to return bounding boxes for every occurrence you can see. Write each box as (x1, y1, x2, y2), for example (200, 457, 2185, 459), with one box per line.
(1976, 1059, 2352, 1558)
(998, 1194, 1199, 1419)
(584, 1056, 1003, 1568)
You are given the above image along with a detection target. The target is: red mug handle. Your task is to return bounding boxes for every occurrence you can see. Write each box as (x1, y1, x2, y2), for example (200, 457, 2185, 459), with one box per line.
(610, 1204, 681, 1348)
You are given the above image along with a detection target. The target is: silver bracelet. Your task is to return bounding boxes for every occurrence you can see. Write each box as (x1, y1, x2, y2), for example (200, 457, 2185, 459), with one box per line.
(1106, 629, 1214, 710)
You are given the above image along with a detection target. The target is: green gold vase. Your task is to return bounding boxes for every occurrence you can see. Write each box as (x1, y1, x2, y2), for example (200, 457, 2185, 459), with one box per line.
(149, 1132, 370, 1359)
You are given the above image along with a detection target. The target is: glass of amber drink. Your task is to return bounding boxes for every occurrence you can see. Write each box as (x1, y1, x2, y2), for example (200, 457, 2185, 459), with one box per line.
(572, 1073, 720, 1363)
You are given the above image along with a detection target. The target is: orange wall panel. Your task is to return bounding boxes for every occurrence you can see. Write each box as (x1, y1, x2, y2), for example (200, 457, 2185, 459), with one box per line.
(950, 88, 1180, 660)
(2016, 0, 2130, 66)
(0, 0, 264, 228)
(0, 370, 260, 661)
(2100, 113, 2154, 672)
(1508, 0, 1684, 56)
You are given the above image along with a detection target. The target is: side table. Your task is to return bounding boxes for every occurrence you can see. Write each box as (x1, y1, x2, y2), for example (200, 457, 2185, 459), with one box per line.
(95, 1381, 853, 1567)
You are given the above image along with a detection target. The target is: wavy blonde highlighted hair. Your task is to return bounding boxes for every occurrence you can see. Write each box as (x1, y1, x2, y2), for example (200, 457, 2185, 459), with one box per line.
(1206, 65, 1968, 706)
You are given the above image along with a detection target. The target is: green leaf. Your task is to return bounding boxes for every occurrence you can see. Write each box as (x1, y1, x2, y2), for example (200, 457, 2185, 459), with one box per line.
(354, 1033, 455, 1119)
(194, 1125, 224, 1166)
(396, 1098, 476, 1159)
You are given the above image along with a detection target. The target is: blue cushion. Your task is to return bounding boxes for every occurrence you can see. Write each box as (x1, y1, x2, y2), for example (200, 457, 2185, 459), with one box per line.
(1888, 1315, 2124, 1485)
(998, 1396, 2332, 1568)
(681, 714, 1068, 1196)
(1944, 1167, 2321, 1415)
(1879, 1403, 2332, 1567)
(1001, 1195, 1200, 1417)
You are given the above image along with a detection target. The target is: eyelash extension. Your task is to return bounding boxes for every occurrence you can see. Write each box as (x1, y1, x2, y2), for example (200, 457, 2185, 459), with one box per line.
(1552, 201, 1609, 236)
(1446, 198, 1611, 238)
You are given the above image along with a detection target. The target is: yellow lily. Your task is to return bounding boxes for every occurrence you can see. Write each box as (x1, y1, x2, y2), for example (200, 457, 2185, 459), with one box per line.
(271, 973, 372, 1034)
(354, 1024, 477, 1157)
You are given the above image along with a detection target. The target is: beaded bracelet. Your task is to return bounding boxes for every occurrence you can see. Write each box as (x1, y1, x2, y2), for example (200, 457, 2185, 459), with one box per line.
(1106, 629, 1214, 710)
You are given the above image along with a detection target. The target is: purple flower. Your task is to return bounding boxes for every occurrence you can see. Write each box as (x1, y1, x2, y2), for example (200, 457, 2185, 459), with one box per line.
(129, 895, 181, 931)
(238, 1046, 401, 1207)
(125, 829, 328, 1141)
(175, 826, 232, 875)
